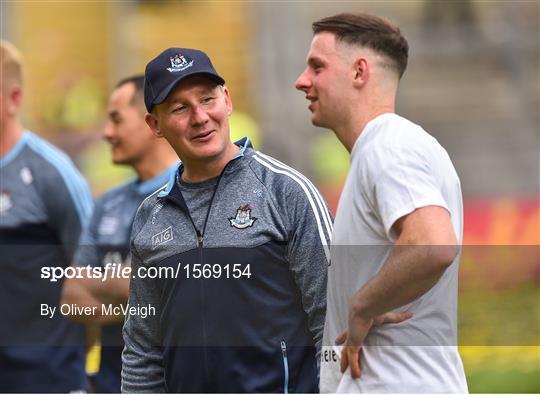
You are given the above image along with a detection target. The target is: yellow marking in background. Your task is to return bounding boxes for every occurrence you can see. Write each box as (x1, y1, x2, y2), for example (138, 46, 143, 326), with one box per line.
(460, 346, 540, 373)
(86, 343, 101, 375)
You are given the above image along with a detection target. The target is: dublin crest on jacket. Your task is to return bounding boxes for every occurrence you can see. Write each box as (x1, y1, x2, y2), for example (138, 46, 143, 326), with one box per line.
(229, 204, 257, 229)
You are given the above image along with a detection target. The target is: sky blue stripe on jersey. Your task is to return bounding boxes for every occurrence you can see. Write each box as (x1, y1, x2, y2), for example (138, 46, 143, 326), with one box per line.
(137, 161, 180, 194)
(158, 166, 180, 197)
(0, 131, 30, 168)
(25, 131, 93, 226)
(235, 136, 250, 157)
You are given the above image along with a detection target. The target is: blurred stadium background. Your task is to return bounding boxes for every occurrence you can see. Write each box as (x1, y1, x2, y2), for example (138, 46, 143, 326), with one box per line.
(1, 0, 538, 392)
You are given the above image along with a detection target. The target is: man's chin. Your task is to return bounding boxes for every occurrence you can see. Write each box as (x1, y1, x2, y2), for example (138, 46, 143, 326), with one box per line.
(192, 149, 222, 162)
(112, 156, 130, 166)
(311, 114, 327, 128)
(189, 143, 234, 164)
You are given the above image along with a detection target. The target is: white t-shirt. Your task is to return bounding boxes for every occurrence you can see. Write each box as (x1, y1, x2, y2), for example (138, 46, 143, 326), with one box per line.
(320, 113, 468, 393)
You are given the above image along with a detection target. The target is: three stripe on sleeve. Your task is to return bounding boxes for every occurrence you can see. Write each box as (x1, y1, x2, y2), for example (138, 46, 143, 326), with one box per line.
(253, 152, 333, 262)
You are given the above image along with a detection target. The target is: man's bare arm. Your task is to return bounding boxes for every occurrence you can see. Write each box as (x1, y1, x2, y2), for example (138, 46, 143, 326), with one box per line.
(77, 271, 130, 303)
(340, 205, 458, 378)
(350, 205, 457, 319)
(60, 276, 129, 324)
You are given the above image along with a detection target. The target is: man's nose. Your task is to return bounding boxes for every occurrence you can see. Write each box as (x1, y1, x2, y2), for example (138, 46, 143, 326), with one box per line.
(191, 105, 210, 125)
(295, 69, 310, 92)
(103, 122, 115, 141)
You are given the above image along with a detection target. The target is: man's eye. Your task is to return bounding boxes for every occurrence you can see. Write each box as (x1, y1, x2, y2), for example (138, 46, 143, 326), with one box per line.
(172, 106, 187, 113)
(201, 97, 214, 104)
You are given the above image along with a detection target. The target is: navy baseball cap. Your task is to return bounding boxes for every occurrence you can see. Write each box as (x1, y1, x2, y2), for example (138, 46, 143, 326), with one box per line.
(144, 48, 225, 112)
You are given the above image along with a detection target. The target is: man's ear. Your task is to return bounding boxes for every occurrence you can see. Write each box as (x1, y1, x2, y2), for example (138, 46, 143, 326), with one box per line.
(8, 86, 23, 115)
(222, 85, 233, 116)
(145, 112, 162, 138)
(352, 57, 369, 88)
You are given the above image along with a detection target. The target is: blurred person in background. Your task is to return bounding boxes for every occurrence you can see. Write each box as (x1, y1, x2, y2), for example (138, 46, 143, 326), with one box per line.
(0, 40, 93, 392)
(61, 75, 179, 392)
(296, 13, 468, 393)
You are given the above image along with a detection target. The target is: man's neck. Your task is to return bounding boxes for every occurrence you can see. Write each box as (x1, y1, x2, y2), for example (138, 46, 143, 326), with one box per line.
(181, 143, 240, 183)
(0, 119, 24, 157)
(336, 104, 395, 153)
(133, 150, 178, 182)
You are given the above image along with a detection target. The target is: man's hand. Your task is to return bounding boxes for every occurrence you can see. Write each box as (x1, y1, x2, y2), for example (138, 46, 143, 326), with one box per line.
(335, 311, 412, 379)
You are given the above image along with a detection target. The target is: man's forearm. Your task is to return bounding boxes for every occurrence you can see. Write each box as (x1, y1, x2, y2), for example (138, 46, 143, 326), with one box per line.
(349, 243, 456, 320)
(61, 277, 128, 324)
(83, 276, 130, 304)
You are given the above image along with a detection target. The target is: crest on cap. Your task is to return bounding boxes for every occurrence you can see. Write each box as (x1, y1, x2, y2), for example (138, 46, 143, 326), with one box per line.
(167, 53, 193, 73)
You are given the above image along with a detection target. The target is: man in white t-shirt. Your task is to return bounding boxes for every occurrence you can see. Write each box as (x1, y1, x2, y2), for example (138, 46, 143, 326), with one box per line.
(296, 13, 468, 393)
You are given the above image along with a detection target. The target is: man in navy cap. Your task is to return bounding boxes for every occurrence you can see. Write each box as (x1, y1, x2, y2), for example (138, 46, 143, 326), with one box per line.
(121, 48, 333, 393)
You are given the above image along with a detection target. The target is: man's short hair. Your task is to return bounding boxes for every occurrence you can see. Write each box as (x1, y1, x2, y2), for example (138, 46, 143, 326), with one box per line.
(115, 75, 145, 111)
(313, 13, 409, 78)
(0, 40, 23, 89)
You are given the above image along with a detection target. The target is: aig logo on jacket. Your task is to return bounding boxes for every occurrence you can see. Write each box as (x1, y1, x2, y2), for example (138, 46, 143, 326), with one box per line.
(229, 204, 257, 229)
(152, 226, 174, 249)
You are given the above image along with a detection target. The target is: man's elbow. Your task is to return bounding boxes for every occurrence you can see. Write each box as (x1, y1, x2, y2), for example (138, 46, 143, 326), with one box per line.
(60, 278, 78, 306)
(429, 243, 458, 271)
(60, 278, 97, 323)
